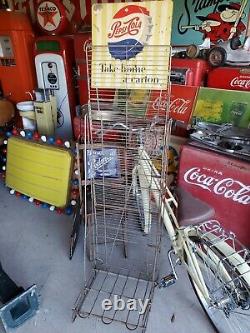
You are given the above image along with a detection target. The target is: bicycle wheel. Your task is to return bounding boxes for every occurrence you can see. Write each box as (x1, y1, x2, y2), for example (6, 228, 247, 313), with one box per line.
(188, 236, 250, 333)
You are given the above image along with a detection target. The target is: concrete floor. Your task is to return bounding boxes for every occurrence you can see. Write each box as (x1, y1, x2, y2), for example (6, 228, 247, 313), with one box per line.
(0, 182, 215, 333)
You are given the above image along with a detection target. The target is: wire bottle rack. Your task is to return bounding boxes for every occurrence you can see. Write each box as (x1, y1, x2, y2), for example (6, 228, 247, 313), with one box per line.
(72, 43, 172, 332)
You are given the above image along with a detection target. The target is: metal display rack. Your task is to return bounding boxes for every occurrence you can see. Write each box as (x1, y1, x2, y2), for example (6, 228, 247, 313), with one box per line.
(72, 43, 172, 332)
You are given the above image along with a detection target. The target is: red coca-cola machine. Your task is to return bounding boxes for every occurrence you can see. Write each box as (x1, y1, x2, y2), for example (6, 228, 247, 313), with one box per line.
(207, 67, 250, 92)
(178, 143, 250, 247)
(171, 58, 210, 87)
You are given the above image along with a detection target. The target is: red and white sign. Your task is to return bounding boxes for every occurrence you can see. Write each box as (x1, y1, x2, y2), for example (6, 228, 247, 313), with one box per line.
(5, 0, 82, 34)
(230, 76, 250, 90)
(6, 1, 145, 34)
(207, 67, 250, 92)
(178, 144, 250, 247)
(37, 1, 62, 32)
(184, 167, 250, 205)
(107, 5, 152, 60)
(146, 85, 198, 124)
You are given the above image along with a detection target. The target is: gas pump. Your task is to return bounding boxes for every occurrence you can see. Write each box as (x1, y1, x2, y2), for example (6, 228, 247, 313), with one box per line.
(34, 36, 76, 139)
(0, 11, 36, 105)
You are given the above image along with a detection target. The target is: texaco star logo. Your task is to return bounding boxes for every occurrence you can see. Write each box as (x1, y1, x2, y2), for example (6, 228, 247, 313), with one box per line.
(37, 1, 61, 32)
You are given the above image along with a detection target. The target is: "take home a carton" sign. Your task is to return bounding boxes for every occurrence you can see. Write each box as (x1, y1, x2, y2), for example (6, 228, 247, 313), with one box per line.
(91, 0, 173, 90)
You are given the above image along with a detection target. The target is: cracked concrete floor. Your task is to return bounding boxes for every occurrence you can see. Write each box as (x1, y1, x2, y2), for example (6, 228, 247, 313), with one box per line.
(0, 183, 215, 333)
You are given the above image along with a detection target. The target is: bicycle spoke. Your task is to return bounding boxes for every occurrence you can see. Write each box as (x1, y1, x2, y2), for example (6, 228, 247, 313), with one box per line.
(189, 235, 250, 333)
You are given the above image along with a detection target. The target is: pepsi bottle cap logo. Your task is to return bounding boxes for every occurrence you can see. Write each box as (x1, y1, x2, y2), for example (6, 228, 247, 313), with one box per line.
(107, 4, 152, 60)
(108, 17, 142, 39)
(113, 5, 150, 19)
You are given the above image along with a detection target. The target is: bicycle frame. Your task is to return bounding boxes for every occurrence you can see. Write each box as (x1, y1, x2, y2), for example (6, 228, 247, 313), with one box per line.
(136, 145, 250, 304)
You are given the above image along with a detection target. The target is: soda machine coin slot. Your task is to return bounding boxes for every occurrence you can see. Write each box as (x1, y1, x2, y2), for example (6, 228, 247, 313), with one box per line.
(170, 68, 187, 85)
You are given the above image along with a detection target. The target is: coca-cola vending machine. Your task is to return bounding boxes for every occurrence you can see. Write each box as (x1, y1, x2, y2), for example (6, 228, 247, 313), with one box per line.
(171, 58, 210, 87)
(207, 67, 250, 92)
(178, 143, 250, 247)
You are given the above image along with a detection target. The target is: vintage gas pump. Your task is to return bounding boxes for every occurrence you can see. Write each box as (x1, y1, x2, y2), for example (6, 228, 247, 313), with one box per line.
(0, 11, 36, 104)
(34, 36, 76, 139)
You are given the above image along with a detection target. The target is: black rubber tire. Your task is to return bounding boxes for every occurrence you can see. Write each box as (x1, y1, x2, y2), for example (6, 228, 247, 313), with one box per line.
(200, 48, 209, 60)
(186, 44, 200, 58)
(189, 276, 219, 333)
(208, 47, 227, 67)
(230, 37, 241, 50)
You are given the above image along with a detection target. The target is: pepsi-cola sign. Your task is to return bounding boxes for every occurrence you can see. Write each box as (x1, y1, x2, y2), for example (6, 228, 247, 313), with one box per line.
(92, 1, 173, 90)
(107, 5, 152, 60)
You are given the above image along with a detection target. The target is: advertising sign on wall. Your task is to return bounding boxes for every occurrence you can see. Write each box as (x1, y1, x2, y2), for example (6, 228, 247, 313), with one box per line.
(5, 0, 148, 33)
(145, 85, 198, 123)
(91, 0, 173, 90)
(192, 87, 250, 128)
(172, 0, 250, 46)
(5, 0, 83, 34)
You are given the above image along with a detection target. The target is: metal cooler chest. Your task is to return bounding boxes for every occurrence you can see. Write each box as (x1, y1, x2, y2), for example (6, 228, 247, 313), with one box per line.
(207, 67, 250, 92)
(178, 143, 250, 247)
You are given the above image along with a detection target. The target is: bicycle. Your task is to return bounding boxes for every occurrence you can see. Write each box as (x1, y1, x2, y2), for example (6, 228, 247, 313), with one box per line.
(129, 123, 250, 333)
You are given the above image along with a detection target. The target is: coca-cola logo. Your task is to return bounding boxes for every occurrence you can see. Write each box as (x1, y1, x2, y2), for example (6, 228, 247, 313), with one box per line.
(230, 76, 250, 89)
(152, 96, 168, 110)
(152, 96, 191, 114)
(184, 167, 250, 205)
(108, 17, 142, 39)
(170, 98, 191, 114)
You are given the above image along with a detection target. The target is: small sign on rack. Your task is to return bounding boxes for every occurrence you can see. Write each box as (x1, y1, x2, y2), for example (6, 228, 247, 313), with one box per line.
(86, 148, 120, 179)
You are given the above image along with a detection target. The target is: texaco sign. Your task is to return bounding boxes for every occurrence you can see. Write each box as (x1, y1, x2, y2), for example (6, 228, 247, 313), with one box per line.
(37, 1, 62, 32)
(5, 0, 145, 34)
